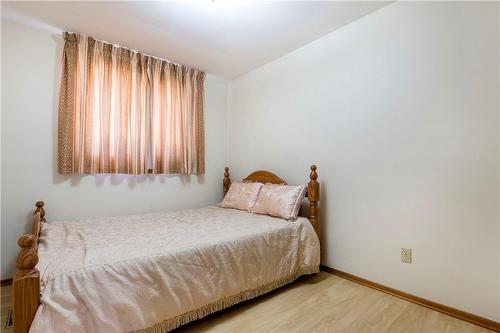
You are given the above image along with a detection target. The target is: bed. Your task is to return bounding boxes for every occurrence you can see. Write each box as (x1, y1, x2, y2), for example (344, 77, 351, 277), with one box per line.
(12, 166, 321, 333)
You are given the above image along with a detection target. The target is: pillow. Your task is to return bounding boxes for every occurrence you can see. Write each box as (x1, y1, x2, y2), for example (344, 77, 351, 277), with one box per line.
(251, 184, 306, 220)
(218, 182, 263, 211)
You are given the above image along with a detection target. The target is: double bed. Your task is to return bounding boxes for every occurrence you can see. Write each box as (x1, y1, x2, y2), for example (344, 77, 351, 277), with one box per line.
(13, 166, 320, 333)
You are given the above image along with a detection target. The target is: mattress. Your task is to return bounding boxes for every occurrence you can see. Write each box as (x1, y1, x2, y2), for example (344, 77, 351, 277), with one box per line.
(30, 206, 320, 333)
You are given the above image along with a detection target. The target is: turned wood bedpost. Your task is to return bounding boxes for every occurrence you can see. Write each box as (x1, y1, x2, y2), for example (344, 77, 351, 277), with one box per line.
(35, 201, 45, 223)
(13, 202, 44, 333)
(223, 167, 231, 196)
(308, 165, 320, 239)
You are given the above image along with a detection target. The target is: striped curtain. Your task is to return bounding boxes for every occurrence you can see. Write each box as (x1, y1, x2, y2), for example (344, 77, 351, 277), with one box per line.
(58, 32, 205, 175)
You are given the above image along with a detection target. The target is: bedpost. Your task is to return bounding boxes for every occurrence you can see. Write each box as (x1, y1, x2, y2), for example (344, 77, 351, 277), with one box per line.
(13, 202, 43, 333)
(35, 201, 46, 223)
(223, 167, 231, 196)
(308, 165, 320, 239)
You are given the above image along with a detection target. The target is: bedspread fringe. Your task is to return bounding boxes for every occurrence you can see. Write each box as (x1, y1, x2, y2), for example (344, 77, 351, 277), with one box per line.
(133, 267, 319, 333)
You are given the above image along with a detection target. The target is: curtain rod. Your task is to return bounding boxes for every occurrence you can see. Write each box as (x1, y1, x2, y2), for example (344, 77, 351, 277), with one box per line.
(63, 31, 202, 72)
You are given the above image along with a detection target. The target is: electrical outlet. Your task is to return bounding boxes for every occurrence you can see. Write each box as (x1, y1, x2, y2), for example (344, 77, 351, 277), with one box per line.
(401, 248, 412, 263)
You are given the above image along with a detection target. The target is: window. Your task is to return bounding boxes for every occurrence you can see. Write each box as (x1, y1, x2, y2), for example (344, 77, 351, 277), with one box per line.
(58, 33, 205, 175)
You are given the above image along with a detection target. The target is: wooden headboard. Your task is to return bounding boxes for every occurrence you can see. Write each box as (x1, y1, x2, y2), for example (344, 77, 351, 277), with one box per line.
(222, 165, 320, 238)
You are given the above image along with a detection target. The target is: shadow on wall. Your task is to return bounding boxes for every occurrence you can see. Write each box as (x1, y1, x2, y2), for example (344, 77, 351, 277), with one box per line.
(47, 34, 206, 190)
(319, 181, 328, 264)
(53, 172, 206, 189)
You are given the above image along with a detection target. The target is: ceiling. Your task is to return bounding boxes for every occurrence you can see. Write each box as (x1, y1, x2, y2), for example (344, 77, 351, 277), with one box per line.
(2, 1, 390, 79)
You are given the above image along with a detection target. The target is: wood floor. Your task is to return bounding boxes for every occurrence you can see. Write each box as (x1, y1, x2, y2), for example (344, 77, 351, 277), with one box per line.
(0, 272, 493, 333)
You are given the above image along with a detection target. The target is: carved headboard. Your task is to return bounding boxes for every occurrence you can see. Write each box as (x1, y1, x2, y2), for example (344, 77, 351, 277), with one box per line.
(222, 165, 320, 238)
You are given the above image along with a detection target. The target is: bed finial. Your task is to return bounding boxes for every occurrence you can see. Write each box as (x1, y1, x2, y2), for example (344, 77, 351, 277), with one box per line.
(223, 167, 231, 196)
(14, 233, 41, 333)
(35, 201, 45, 222)
(308, 165, 320, 239)
(16, 235, 39, 272)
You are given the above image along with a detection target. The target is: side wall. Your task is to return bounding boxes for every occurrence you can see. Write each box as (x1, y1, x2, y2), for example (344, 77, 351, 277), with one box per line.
(228, 2, 500, 321)
(1, 20, 229, 279)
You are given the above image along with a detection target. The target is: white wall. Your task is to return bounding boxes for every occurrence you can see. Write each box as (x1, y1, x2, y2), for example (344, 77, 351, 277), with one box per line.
(1, 20, 229, 279)
(228, 2, 500, 321)
(2, 1, 499, 323)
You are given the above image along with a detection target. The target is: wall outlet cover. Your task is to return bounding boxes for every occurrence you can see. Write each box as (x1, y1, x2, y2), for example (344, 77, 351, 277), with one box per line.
(401, 248, 412, 263)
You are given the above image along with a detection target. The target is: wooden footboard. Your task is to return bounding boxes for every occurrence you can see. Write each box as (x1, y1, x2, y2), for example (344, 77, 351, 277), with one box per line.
(13, 202, 44, 333)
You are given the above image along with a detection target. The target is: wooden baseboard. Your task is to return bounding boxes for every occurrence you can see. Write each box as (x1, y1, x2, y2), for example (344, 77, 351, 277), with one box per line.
(1, 278, 13, 287)
(320, 265, 500, 332)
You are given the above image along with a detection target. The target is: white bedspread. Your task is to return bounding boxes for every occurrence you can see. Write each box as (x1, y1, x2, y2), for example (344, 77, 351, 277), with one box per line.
(30, 206, 320, 333)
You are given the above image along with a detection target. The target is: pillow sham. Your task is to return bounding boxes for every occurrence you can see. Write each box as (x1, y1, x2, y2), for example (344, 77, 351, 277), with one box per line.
(251, 183, 306, 221)
(218, 182, 263, 211)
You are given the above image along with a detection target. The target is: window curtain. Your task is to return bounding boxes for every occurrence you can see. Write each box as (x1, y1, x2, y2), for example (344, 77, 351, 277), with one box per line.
(58, 32, 205, 175)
